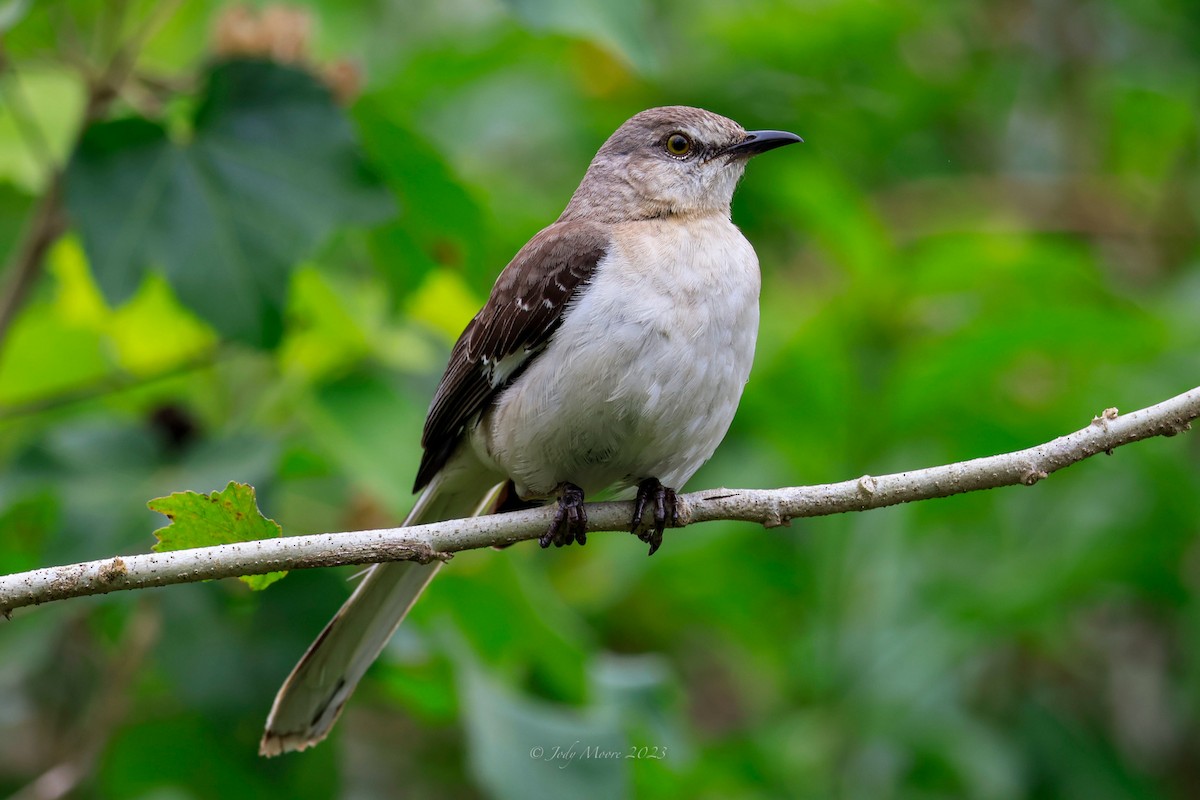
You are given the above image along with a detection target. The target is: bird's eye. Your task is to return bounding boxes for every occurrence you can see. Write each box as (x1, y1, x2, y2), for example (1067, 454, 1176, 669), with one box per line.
(665, 132, 693, 157)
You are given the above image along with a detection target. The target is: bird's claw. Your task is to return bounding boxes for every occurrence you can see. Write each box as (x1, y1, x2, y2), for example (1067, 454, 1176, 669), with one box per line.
(540, 483, 587, 548)
(631, 478, 679, 556)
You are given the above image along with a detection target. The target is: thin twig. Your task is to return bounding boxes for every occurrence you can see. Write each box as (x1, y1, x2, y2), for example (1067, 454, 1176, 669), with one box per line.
(0, 174, 68, 353)
(1, 386, 1196, 617)
(0, 0, 182, 353)
(0, 53, 58, 175)
(0, 349, 219, 420)
(95, 0, 182, 102)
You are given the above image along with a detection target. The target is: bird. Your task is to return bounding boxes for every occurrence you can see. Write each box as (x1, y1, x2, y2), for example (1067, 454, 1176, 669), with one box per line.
(260, 106, 801, 755)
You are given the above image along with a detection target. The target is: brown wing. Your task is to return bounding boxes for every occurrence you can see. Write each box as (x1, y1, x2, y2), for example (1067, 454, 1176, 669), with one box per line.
(412, 220, 610, 491)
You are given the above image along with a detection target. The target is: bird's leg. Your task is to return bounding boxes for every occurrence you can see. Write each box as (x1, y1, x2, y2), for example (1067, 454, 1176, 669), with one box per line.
(630, 477, 679, 556)
(540, 482, 587, 548)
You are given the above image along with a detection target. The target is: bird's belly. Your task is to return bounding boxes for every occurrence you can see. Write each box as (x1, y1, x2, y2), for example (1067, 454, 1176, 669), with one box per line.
(473, 219, 760, 499)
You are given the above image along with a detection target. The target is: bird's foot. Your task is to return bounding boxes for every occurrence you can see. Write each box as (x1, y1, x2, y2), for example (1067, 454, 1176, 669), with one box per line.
(540, 483, 587, 548)
(631, 478, 679, 556)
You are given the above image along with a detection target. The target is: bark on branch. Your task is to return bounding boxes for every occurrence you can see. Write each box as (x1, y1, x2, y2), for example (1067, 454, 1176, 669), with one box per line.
(2, 386, 1197, 617)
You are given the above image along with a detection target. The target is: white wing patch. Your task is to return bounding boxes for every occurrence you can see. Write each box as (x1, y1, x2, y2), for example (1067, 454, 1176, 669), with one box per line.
(482, 349, 534, 388)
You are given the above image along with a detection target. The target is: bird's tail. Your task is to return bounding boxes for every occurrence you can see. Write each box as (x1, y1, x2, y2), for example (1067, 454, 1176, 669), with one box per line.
(260, 453, 500, 756)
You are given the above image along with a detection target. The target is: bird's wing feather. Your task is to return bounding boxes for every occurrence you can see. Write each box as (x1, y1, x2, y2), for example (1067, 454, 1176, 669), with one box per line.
(414, 220, 610, 490)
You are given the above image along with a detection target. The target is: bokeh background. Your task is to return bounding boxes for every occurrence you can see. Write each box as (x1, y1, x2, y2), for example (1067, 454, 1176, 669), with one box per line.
(2, 1, 1199, 798)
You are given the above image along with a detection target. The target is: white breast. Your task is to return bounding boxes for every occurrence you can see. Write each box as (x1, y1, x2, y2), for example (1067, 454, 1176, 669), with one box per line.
(472, 215, 761, 500)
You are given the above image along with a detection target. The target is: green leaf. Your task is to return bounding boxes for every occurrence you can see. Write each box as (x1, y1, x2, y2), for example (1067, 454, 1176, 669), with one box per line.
(300, 371, 428, 514)
(354, 99, 493, 299)
(500, 0, 655, 72)
(148, 481, 285, 590)
(0, 490, 57, 573)
(65, 59, 395, 347)
(458, 655, 628, 800)
(0, 0, 30, 33)
(0, 301, 110, 408)
(0, 67, 85, 192)
(591, 654, 691, 764)
(0, 182, 33, 249)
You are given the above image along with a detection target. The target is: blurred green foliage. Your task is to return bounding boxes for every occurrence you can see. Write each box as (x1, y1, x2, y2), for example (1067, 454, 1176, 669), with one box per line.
(1, 1, 1198, 798)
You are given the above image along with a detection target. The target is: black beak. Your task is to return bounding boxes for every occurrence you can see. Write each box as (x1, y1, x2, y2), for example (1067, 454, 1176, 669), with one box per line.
(722, 129, 803, 157)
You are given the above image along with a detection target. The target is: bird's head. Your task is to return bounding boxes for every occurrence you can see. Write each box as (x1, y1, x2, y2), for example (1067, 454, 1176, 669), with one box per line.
(561, 106, 801, 223)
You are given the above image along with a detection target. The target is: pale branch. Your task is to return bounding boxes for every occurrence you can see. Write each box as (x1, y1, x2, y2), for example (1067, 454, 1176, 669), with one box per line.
(1, 386, 1197, 617)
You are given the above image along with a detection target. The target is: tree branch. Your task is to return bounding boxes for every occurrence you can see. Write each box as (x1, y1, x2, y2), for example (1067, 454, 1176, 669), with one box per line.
(2, 386, 1197, 617)
(0, 173, 68, 353)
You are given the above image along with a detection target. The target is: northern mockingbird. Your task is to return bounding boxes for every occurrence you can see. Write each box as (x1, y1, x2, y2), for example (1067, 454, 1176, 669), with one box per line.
(261, 106, 801, 755)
